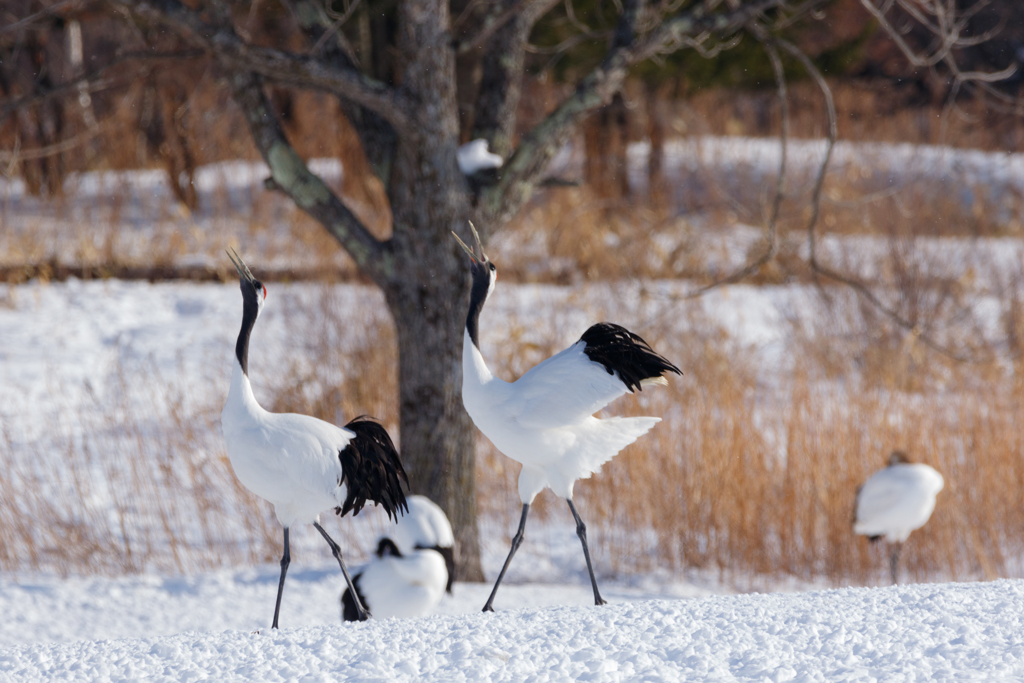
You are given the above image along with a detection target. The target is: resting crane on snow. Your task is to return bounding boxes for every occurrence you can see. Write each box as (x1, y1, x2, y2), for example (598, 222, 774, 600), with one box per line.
(341, 495, 455, 621)
(453, 223, 681, 612)
(854, 451, 944, 584)
(221, 249, 408, 626)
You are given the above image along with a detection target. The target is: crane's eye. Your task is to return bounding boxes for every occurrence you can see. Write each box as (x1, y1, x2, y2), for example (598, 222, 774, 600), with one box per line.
(489, 263, 496, 272)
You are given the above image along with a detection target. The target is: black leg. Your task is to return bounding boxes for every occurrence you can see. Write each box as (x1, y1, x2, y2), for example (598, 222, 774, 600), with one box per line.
(313, 521, 370, 621)
(567, 499, 607, 606)
(482, 503, 530, 613)
(890, 542, 903, 585)
(272, 527, 291, 629)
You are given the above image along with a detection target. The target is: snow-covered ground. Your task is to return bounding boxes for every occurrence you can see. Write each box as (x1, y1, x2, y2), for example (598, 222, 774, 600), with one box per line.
(2, 577, 1023, 681)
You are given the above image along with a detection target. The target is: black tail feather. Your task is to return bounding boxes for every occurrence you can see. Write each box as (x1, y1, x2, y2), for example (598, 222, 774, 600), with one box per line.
(336, 417, 409, 521)
(341, 573, 368, 622)
(579, 322, 682, 392)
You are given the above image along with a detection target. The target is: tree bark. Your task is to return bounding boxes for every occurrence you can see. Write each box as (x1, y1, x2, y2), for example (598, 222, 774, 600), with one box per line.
(381, 0, 485, 581)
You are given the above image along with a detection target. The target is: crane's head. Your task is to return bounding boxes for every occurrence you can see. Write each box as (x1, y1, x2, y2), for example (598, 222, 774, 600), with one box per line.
(888, 451, 910, 466)
(452, 220, 497, 300)
(227, 247, 267, 316)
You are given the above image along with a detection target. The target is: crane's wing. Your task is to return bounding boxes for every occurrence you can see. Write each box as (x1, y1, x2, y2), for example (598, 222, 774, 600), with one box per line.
(502, 341, 632, 430)
(854, 470, 910, 528)
(264, 412, 355, 491)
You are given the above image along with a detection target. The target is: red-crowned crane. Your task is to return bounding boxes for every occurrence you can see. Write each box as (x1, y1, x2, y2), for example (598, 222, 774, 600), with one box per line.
(453, 223, 681, 612)
(854, 451, 944, 584)
(341, 495, 455, 621)
(221, 249, 408, 627)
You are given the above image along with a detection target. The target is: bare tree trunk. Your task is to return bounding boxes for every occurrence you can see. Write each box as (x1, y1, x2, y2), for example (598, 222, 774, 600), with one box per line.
(382, 0, 486, 581)
(384, 269, 483, 581)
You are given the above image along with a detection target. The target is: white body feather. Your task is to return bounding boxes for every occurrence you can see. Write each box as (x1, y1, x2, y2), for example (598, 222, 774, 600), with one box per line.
(221, 362, 352, 528)
(357, 549, 449, 619)
(391, 495, 455, 554)
(457, 139, 503, 175)
(463, 329, 659, 501)
(854, 463, 944, 543)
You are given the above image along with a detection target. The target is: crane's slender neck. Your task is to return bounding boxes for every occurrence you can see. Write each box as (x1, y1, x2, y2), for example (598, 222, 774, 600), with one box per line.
(463, 327, 494, 387)
(465, 265, 492, 349)
(235, 283, 260, 376)
(228, 359, 261, 413)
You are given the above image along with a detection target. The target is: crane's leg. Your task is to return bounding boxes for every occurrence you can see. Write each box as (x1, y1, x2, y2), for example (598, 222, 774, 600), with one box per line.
(567, 499, 607, 606)
(313, 521, 370, 621)
(889, 542, 903, 585)
(272, 527, 291, 629)
(483, 503, 530, 613)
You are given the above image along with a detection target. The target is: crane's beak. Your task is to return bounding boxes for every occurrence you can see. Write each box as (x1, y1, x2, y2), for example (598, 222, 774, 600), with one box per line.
(452, 221, 488, 264)
(226, 247, 256, 283)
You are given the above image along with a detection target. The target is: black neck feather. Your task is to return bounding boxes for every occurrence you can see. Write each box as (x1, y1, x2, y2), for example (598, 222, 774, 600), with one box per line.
(235, 281, 260, 376)
(466, 263, 491, 348)
(376, 537, 402, 558)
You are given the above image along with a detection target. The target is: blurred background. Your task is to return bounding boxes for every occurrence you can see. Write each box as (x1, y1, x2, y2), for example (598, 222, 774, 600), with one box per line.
(2, 0, 1024, 592)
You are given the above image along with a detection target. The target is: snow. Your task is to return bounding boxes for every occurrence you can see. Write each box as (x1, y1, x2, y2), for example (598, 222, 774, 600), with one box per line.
(2, 578, 1023, 681)
(457, 139, 503, 175)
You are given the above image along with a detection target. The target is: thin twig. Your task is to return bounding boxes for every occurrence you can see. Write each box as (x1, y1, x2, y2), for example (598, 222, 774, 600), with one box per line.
(310, 0, 363, 56)
(0, 0, 84, 34)
(684, 26, 787, 298)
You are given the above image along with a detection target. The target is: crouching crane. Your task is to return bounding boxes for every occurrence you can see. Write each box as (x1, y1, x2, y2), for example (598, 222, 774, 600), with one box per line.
(342, 495, 455, 620)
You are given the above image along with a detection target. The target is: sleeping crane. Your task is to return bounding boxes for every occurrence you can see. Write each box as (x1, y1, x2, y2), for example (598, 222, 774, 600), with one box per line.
(854, 451, 944, 584)
(221, 249, 408, 626)
(341, 495, 455, 621)
(453, 223, 681, 612)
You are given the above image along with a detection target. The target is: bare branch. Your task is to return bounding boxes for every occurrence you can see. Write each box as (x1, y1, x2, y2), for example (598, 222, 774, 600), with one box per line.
(227, 71, 394, 285)
(0, 119, 109, 162)
(109, 0, 414, 133)
(684, 25, 787, 298)
(0, 0, 85, 34)
(456, 0, 539, 55)
(0, 49, 204, 119)
(284, 0, 398, 188)
(469, 0, 561, 155)
(481, 0, 806, 228)
(781, 35, 970, 361)
(309, 0, 363, 56)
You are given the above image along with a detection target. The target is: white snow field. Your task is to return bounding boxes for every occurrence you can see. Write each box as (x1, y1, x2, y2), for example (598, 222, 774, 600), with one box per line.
(2, 579, 1023, 682)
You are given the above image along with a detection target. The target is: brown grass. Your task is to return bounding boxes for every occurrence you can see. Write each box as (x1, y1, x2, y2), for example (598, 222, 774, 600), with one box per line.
(1, 271, 1022, 586)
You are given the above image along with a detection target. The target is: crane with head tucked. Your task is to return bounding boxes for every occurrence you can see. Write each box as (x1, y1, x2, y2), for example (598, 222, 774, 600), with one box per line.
(854, 450, 944, 584)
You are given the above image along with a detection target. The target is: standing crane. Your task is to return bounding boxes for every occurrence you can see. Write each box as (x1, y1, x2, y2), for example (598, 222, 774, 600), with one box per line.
(221, 249, 408, 626)
(854, 451, 944, 584)
(453, 223, 681, 612)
